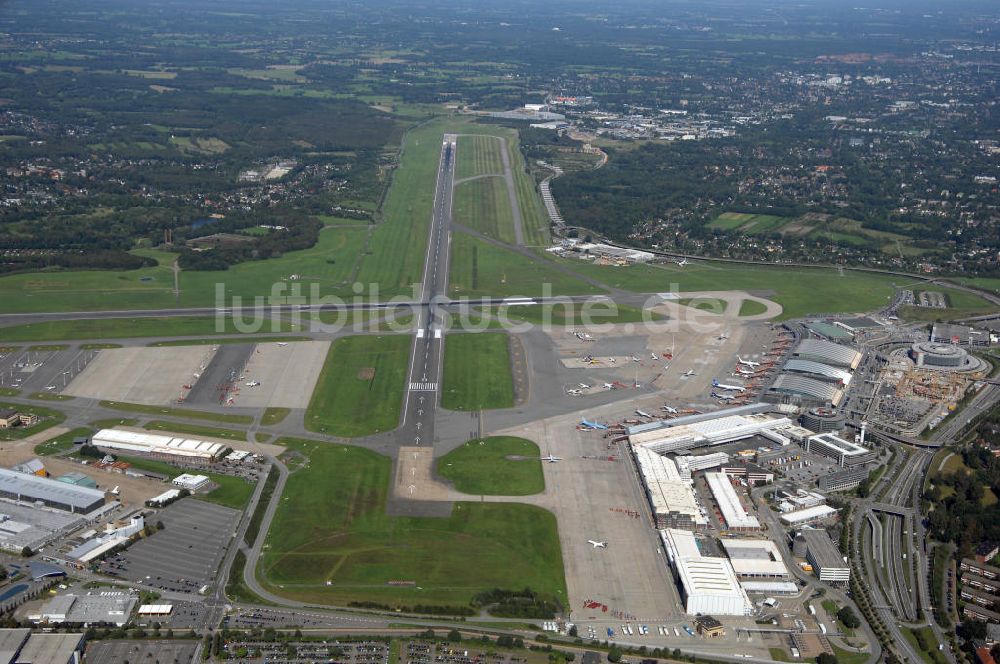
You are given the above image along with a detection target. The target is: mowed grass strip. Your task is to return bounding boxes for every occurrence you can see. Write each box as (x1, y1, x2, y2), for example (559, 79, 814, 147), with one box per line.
(99, 401, 253, 425)
(453, 177, 515, 244)
(258, 439, 566, 609)
(456, 134, 504, 180)
(0, 316, 297, 342)
(738, 299, 769, 317)
(437, 437, 544, 495)
(449, 233, 605, 298)
(305, 335, 409, 437)
(143, 420, 247, 442)
(441, 333, 514, 411)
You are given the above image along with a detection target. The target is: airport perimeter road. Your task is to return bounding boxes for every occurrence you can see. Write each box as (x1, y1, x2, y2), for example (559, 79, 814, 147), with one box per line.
(399, 134, 457, 450)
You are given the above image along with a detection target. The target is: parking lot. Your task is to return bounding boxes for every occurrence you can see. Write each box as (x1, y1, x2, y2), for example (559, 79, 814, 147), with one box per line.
(86, 639, 198, 664)
(0, 346, 98, 394)
(97, 499, 240, 593)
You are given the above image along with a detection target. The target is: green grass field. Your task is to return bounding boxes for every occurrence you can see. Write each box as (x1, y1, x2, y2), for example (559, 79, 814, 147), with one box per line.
(118, 454, 253, 510)
(258, 439, 566, 608)
(441, 333, 514, 411)
(0, 225, 368, 314)
(897, 287, 997, 321)
(449, 233, 604, 298)
(453, 177, 516, 244)
(437, 437, 544, 495)
(506, 133, 550, 246)
(261, 407, 290, 426)
(0, 316, 299, 342)
(707, 212, 754, 231)
(143, 420, 247, 441)
(35, 427, 92, 456)
(99, 401, 253, 425)
(738, 299, 769, 317)
(560, 259, 900, 319)
(456, 134, 504, 179)
(305, 335, 410, 436)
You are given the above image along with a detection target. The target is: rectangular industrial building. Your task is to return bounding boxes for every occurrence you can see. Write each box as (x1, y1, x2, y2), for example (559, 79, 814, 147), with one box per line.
(633, 447, 703, 529)
(818, 466, 871, 492)
(32, 592, 137, 626)
(628, 405, 791, 455)
(802, 530, 850, 584)
(780, 504, 839, 526)
(804, 433, 875, 468)
(719, 538, 790, 579)
(705, 472, 760, 531)
(660, 529, 753, 616)
(92, 429, 228, 461)
(0, 469, 105, 514)
(0, 629, 84, 664)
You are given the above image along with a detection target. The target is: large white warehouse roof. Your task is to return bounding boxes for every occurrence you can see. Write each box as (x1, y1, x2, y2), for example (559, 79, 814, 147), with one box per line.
(705, 472, 760, 530)
(93, 429, 227, 460)
(630, 413, 792, 454)
(676, 557, 753, 616)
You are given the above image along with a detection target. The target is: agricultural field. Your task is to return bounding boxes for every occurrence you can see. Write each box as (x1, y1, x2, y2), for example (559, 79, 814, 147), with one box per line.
(455, 134, 504, 180)
(448, 233, 604, 299)
(257, 440, 566, 608)
(452, 177, 515, 244)
(437, 437, 544, 495)
(441, 333, 514, 411)
(305, 335, 410, 437)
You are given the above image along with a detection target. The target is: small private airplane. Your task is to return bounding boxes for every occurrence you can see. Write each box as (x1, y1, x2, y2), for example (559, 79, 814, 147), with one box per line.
(682, 369, 696, 377)
(661, 405, 678, 414)
(712, 379, 746, 392)
(737, 355, 760, 368)
(650, 352, 658, 360)
(718, 332, 730, 340)
(567, 389, 583, 396)
(541, 454, 563, 463)
(277, 342, 288, 347)
(675, 258, 689, 267)
(602, 382, 615, 390)
(245, 380, 261, 387)
(579, 383, 591, 389)
(110, 486, 120, 496)
(588, 540, 608, 549)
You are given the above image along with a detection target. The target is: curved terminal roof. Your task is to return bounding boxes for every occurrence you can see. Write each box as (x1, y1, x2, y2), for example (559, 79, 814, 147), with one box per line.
(769, 374, 843, 404)
(793, 339, 862, 369)
(783, 359, 852, 385)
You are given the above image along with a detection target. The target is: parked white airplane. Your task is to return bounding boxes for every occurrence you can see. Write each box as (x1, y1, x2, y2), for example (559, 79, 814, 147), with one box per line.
(245, 380, 261, 387)
(578, 383, 591, 389)
(567, 389, 582, 396)
(631, 355, 641, 362)
(636, 409, 652, 418)
(734, 367, 755, 376)
(541, 455, 563, 463)
(110, 486, 120, 496)
(682, 369, 696, 377)
(718, 332, 730, 340)
(737, 356, 760, 368)
(712, 392, 736, 401)
(661, 406, 678, 414)
(602, 383, 615, 390)
(676, 258, 689, 266)
(277, 342, 288, 347)
(588, 540, 607, 548)
(712, 379, 745, 392)
(650, 352, 658, 360)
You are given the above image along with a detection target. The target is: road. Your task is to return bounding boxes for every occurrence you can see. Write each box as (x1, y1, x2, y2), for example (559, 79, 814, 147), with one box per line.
(399, 134, 456, 451)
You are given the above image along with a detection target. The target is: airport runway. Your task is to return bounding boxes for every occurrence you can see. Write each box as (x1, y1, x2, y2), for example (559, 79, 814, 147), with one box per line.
(398, 134, 457, 450)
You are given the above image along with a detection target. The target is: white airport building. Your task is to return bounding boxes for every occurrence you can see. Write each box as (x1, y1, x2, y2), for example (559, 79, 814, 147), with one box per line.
(92, 429, 228, 461)
(804, 433, 875, 467)
(779, 504, 839, 526)
(628, 406, 793, 455)
(661, 528, 753, 616)
(705, 472, 760, 531)
(675, 452, 729, 481)
(634, 447, 704, 529)
(172, 474, 210, 492)
(719, 538, 791, 579)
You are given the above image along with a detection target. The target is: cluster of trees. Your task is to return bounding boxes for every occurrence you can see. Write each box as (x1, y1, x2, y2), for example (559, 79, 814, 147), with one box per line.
(346, 600, 475, 617)
(0, 250, 155, 275)
(924, 434, 1000, 553)
(177, 217, 321, 271)
(471, 587, 560, 618)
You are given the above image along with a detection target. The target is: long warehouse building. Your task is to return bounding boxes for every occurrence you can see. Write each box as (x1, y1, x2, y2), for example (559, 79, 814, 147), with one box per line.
(93, 429, 229, 461)
(629, 408, 793, 455)
(661, 528, 753, 616)
(705, 472, 760, 531)
(0, 468, 105, 514)
(633, 447, 704, 529)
